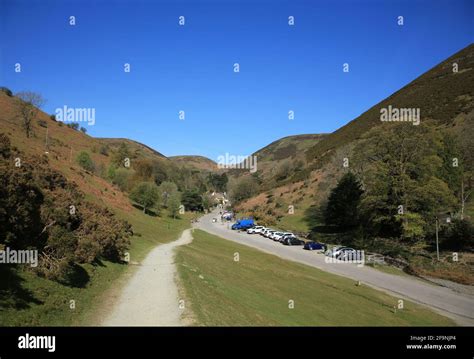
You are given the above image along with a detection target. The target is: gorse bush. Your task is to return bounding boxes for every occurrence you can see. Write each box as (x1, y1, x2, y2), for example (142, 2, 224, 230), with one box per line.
(0, 134, 132, 282)
(76, 151, 95, 172)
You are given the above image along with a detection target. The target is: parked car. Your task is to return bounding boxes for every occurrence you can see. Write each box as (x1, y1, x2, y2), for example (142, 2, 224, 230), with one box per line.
(247, 226, 265, 234)
(262, 228, 272, 235)
(283, 237, 305, 246)
(271, 232, 285, 241)
(278, 233, 295, 242)
(264, 230, 276, 238)
(303, 241, 325, 251)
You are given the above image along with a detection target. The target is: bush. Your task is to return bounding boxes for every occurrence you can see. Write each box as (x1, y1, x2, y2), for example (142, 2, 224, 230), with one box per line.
(76, 151, 95, 172)
(99, 145, 109, 156)
(80, 127, 87, 134)
(0, 135, 132, 284)
(442, 219, 474, 250)
(113, 168, 132, 191)
(67, 123, 79, 130)
(37, 119, 48, 128)
(0, 87, 13, 97)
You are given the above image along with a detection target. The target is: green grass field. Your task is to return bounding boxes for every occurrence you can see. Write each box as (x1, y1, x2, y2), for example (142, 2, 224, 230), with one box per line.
(0, 208, 191, 326)
(277, 212, 311, 233)
(176, 230, 455, 326)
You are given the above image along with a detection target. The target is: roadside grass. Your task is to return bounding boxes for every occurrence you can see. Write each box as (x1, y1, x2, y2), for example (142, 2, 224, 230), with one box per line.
(176, 229, 455, 326)
(277, 212, 310, 233)
(0, 208, 191, 326)
(365, 263, 413, 278)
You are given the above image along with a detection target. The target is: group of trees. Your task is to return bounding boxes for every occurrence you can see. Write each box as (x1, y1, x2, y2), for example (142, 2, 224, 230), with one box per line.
(103, 145, 223, 216)
(318, 124, 473, 252)
(228, 175, 259, 203)
(129, 181, 182, 217)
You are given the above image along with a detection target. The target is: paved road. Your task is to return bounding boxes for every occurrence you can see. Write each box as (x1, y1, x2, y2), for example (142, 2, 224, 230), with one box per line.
(196, 211, 474, 326)
(102, 229, 193, 326)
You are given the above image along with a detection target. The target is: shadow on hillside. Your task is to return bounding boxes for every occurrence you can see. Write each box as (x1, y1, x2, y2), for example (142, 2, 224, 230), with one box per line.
(0, 265, 43, 310)
(132, 204, 159, 217)
(58, 264, 90, 288)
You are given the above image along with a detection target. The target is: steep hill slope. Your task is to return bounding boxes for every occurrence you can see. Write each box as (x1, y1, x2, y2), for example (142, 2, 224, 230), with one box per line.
(235, 44, 474, 232)
(305, 43, 474, 168)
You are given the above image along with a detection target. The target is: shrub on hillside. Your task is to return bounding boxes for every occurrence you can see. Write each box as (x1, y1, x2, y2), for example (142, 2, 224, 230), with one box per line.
(99, 145, 109, 156)
(0, 87, 13, 97)
(67, 123, 79, 130)
(0, 135, 133, 283)
(37, 119, 48, 128)
(441, 218, 474, 250)
(76, 151, 95, 172)
(112, 167, 133, 191)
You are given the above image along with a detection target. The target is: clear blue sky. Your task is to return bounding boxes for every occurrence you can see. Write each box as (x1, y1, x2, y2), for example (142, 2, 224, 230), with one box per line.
(1, 0, 472, 160)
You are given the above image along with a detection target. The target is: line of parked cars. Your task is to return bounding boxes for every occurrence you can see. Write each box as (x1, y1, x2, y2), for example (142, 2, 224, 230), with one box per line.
(246, 225, 325, 249)
(230, 221, 359, 258)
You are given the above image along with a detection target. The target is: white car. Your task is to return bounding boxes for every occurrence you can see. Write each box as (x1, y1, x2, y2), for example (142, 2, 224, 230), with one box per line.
(270, 232, 284, 240)
(247, 226, 265, 234)
(274, 232, 293, 241)
(263, 229, 275, 238)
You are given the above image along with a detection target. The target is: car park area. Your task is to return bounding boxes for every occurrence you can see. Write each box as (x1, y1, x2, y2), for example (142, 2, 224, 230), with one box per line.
(194, 210, 474, 325)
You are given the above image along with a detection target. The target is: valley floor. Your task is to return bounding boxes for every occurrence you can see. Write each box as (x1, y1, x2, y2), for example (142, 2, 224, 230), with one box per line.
(176, 228, 456, 326)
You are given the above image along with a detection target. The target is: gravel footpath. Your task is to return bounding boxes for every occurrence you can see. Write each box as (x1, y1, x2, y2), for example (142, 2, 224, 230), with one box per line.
(102, 229, 193, 326)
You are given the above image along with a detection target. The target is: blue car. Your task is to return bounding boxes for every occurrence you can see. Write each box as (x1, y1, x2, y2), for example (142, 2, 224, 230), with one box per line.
(304, 242, 325, 251)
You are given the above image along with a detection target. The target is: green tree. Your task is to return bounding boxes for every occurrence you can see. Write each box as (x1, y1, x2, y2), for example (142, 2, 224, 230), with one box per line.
(228, 176, 259, 203)
(181, 189, 203, 212)
(354, 124, 456, 239)
(76, 151, 95, 172)
(158, 181, 178, 207)
(208, 173, 228, 192)
(112, 143, 131, 167)
(130, 182, 161, 214)
(324, 172, 364, 230)
(15, 91, 45, 138)
(168, 191, 182, 218)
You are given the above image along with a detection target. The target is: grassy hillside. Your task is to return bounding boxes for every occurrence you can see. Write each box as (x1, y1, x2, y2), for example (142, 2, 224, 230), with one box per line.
(233, 44, 474, 234)
(305, 43, 474, 166)
(176, 230, 454, 326)
(170, 155, 218, 172)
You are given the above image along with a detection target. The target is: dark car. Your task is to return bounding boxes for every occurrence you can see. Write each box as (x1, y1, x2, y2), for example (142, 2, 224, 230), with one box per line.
(283, 237, 305, 246)
(303, 241, 325, 251)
